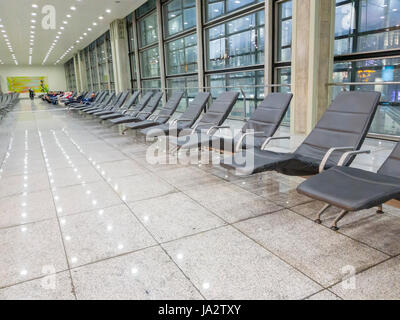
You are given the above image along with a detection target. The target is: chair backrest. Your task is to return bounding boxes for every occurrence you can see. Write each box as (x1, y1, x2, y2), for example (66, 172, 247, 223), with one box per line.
(123, 91, 140, 109)
(114, 91, 130, 109)
(156, 92, 184, 123)
(99, 93, 114, 107)
(137, 92, 163, 120)
(195, 91, 239, 130)
(177, 92, 210, 127)
(295, 91, 381, 166)
(242, 93, 293, 137)
(378, 142, 400, 179)
(130, 92, 153, 115)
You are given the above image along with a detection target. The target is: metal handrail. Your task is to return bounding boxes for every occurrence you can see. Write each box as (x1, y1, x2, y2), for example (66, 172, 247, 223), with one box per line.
(328, 81, 400, 86)
(139, 84, 292, 90)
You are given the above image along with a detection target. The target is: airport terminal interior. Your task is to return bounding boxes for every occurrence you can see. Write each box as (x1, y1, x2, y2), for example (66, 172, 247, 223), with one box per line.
(1, 0, 400, 300)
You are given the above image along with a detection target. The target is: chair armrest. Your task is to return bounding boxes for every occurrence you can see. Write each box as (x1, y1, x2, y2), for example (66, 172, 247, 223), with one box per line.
(171, 118, 192, 125)
(319, 147, 355, 173)
(261, 136, 291, 151)
(207, 126, 232, 135)
(337, 150, 371, 166)
(235, 132, 266, 152)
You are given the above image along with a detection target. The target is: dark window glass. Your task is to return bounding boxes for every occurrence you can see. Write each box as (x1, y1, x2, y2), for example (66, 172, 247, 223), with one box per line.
(206, 10, 264, 70)
(207, 70, 264, 119)
(140, 46, 161, 78)
(166, 33, 198, 75)
(167, 76, 199, 112)
(138, 12, 158, 48)
(205, 0, 263, 22)
(164, 0, 196, 38)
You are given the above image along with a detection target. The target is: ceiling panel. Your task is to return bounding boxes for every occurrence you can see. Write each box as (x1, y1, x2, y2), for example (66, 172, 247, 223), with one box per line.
(0, 0, 146, 66)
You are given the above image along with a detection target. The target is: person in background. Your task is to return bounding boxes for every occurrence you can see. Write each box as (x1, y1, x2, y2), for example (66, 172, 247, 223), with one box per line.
(29, 88, 35, 100)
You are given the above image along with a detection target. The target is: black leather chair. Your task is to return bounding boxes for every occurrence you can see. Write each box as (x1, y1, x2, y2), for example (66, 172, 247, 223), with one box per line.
(140, 92, 210, 138)
(180, 92, 293, 152)
(108, 92, 163, 126)
(100, 92, 150, 121)
(220, 91, 381, 176)
(297, 142, 400, 231)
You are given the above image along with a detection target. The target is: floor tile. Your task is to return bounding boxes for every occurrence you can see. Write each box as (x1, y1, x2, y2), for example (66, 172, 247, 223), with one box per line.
(0, 271, 75, 300)
(306, 290, 341, 300)
(162, 226, 322, 300)
(183, 182, 283, 223)
(60, 205, 156, 267)
(235, 210, 388, 287)
(128, 192, 225, 242)
(114, 173, 177, 203)
(0, 190, 56, 228)
(98, 159, 146, 179)
(292, 201, 400, 256)
(54, 181, 123, 216)
(71, 246, 203, 300)
(0, 219, 68, 288)
(331, 256, 400, 300)
(0, 172, 49, 198)
(51, 165, 102, 188)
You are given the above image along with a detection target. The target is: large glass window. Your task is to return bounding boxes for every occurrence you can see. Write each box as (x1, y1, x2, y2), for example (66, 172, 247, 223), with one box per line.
(84, 48, 92, 90)
(167, 76, 199, 112)
(166, 33, 198, 75)
(138, 11, 158, 48)
(142, 79, 162, 91)
(105, 32, 115, 91)
(96, 35, 109, 91)
(334, 0, 400, 137)
(333, 57, 400, 136)
(65, 59, 76, 91)
(136, 0, 156, 19)
(163, 0, 196, 38)
(335, 0, 400, 55)
(140, 46, 161, 78)
(205, 0, 263, 22)
(89, 42, 99, 91)
(277, 0, 292, 62)
(207, 70, 265, 119)
(206, 10, 265, 70)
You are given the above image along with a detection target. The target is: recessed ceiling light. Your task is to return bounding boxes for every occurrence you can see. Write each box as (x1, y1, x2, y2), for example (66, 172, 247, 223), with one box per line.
(70, 6, 76, 10)
(63, 21, 68, 24)
(66, 14, 72, 18)
(31, 26, 36, 29)
(31, 19, 36, 23)
(106, 9, 111, 13)
(99, 16, 104, 20)
(88, 28, 92, 31)
(60, 26, 65, 30)
(93, 22, 97, 26)
(31, 13, 37, 16)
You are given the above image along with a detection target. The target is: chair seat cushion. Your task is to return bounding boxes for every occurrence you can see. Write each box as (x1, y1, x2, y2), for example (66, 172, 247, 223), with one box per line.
(297, 166, 400, 211)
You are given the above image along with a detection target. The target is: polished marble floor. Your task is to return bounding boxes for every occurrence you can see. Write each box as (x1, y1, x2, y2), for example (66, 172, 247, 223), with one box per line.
(1, 99, 400, 300)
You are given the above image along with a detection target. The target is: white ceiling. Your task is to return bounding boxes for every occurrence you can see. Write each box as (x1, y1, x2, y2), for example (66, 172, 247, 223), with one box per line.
(0, 0, 146, 66)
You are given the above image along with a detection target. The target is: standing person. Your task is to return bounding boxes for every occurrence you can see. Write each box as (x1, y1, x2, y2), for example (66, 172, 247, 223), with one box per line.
(29, 88, 35, 100)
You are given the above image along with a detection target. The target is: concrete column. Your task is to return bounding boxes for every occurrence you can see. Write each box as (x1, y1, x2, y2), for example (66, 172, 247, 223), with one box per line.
(110, 19, 131, 92)
(264, 0, 273, 94)
(291, 0, 335, 134)
(156, 0, 167, 103)
(195, 0, 205, 91)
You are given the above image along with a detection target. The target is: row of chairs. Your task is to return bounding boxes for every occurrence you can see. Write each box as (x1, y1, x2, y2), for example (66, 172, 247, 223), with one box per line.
(66, 88, 400, 231)
(0, 92, 19, 119)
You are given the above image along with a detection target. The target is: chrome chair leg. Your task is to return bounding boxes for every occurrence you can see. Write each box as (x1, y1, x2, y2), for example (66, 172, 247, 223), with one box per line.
(331, 210, 349, 231)
(377, 205, 384, 214)
(315, 204, 331, 224)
